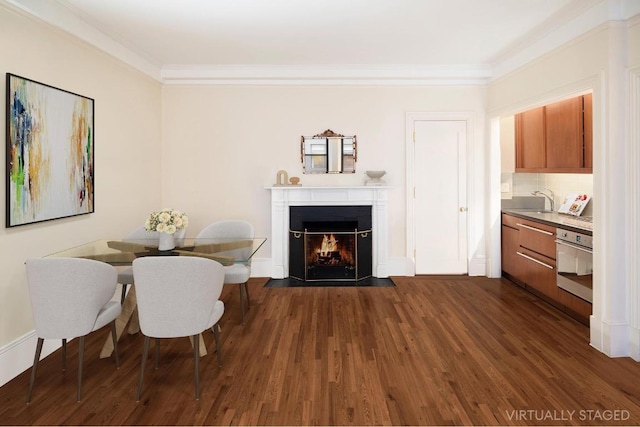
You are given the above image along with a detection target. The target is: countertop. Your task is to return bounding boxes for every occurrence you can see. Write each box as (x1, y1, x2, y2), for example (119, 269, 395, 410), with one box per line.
(501, 209, 593, 236)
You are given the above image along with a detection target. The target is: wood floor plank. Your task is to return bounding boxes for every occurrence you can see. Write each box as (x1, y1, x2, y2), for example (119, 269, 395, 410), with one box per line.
(2, 276, 640, 425)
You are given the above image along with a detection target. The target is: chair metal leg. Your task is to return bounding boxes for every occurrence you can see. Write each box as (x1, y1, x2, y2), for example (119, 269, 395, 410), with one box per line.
(77, 336, 85, 402)
(244, 281, 250, 308)
(26, 338, 44, 404)
(62, 338, 67, 372)
(110, 321, 120, 368)
(239, 283, 246, 324)
(154, 338, 160, 370)
(193, 334, 200, 399)
(120, 284, 128, 305)
(212, 323, 222, 367)
(136, 336, 150, 401)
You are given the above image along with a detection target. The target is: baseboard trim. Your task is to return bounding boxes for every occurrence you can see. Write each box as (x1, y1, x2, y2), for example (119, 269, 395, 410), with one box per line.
(0, 330, 61, 387)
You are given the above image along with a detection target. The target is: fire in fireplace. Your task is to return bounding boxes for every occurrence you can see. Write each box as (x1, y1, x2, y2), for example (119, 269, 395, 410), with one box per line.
(309, 232, 355, 266)
(289, 206, 372, 282)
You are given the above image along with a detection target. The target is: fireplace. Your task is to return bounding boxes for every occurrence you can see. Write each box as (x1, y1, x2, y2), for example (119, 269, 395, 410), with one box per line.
(266, 186, 389, 279)
(289, 206, 372, 281)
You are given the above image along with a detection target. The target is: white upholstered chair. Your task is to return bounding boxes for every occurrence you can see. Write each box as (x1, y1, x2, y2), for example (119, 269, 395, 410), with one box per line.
(196, 220, 254, 323)
(117, 225, 159, 304)
(25, 258, 121, 403)
(132, 256, 225, 400)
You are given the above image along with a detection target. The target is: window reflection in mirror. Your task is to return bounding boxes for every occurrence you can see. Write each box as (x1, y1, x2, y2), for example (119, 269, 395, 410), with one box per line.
(301, 129, 357, 174)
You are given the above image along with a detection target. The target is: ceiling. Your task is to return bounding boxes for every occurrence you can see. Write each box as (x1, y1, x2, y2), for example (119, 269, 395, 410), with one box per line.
(5, 0, 625, 83)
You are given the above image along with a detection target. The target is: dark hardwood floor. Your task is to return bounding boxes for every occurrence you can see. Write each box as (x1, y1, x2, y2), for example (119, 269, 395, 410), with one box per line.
(2, 276, 640, 426)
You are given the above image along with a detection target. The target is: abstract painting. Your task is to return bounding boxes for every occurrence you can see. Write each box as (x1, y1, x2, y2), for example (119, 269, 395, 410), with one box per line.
(6, 74, 94, 227)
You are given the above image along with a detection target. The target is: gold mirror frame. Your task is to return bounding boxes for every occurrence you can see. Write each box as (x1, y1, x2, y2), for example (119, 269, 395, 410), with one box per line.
(301, 129, 357, 174)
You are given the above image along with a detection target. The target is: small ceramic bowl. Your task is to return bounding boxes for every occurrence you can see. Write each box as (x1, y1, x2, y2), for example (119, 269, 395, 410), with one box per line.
(366, 170, 386, 179)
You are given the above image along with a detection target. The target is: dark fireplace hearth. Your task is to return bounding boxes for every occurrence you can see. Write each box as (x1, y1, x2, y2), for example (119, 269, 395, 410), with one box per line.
(289, 206, 372, 282)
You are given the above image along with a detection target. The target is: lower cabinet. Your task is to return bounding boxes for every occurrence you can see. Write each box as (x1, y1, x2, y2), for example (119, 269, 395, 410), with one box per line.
(501, 213, 591, 325)
(501, 223, 520, 278)
(556, 288, 592, 322)
(517, 247, 557, 299)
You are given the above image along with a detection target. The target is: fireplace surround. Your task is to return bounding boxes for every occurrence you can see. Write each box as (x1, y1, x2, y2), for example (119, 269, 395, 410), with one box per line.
(266, 186, 389, 279)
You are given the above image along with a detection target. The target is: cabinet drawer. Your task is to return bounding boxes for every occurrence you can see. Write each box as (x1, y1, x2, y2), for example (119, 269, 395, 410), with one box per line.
(517, 247, 556, 299)
(501, 213, 519, 229)
(501, 224, 521, 279)
(516, 218, 556, 259)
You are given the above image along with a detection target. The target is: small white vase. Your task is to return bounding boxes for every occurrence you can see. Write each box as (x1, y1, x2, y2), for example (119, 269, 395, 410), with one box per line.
(158, 232, 175, 251)
(175, 228, 186, 247)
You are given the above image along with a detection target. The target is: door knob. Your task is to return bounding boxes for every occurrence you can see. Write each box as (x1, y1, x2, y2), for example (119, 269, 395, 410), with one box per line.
(459, 207, 467, 212)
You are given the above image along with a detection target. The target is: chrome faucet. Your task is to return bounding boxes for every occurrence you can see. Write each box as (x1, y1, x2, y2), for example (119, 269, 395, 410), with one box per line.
(532, 189, 555, 211)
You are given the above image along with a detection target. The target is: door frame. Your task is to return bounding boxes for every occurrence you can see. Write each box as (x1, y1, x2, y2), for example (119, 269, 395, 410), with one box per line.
(405, 112, 474, 275)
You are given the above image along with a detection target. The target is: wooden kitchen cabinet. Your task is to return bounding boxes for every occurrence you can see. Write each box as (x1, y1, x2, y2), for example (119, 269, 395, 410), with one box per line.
(515, 217, 556, 259)
(501, 214, 521, 279)
(514, 94, 592, 173)
(545, 97, 583, 169)
(502, 213, 557, 298)
(556, 288, 592, 324)
(517, 246, 557, 299)
(502, 212, 591, 325)
(514, 217, 557, 298)
(583, 93, 593, 169)
(515, 107, 545, 169)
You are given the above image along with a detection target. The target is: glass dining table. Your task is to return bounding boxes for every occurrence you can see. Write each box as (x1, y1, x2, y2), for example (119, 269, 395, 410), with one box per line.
(45, 237, 266, 358)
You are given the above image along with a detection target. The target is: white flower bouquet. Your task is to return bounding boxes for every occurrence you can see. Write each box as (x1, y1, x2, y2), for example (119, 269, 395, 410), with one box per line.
(145, 208, 189, 234)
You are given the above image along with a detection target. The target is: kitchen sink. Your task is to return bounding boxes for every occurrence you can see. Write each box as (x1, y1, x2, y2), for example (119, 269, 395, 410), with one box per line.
(529, 210, 554, 214)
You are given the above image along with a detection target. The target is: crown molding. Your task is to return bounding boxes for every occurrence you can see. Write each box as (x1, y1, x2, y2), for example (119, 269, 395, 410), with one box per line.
(159, 64, 492, 86)
(2, 0, 161, 80)
(491, 0, 638, 81)
(5, 0, 637, 86)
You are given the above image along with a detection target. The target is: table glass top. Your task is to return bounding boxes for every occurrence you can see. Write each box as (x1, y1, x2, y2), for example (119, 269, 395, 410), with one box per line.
(44, 238, 267, 266)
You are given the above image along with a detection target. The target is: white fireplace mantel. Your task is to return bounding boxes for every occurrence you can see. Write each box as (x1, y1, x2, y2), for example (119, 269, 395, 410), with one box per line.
(266, 186, 390, 279)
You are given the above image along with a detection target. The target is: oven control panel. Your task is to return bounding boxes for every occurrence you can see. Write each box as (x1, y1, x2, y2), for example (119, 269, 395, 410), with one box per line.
(556, 228, 593, 249)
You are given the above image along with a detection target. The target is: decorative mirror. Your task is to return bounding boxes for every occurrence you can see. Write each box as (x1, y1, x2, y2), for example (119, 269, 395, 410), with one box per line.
(301, 129, 357, 174)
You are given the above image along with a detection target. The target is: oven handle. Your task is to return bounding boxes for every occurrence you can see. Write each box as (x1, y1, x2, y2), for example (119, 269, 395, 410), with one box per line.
(555, 239, 593, 254)
(516, 223, 554, 236)
(516, 252, 554, 269)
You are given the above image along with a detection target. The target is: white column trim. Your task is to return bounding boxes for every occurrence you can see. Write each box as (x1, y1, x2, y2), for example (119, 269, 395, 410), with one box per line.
(627, 65, 640, 361)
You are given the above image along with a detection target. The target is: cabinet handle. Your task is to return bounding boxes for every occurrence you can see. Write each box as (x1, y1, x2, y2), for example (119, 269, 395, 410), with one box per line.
(516, 251, 554, 269)
(555, 239, 593, 254)
(516, 223, 554, 236)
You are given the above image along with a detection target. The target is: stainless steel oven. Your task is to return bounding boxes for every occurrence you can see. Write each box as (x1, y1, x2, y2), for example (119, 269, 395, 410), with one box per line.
(555, 228, 593, 303)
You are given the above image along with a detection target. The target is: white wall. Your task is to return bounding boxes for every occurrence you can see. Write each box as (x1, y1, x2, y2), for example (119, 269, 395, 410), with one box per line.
(161, 84, 487, 272)
(488, 19, 640, 358)
(0, 4, 162, 385)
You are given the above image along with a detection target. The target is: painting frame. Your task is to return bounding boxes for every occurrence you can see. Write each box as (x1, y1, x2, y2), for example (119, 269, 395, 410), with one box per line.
(6, 73, 95, 227)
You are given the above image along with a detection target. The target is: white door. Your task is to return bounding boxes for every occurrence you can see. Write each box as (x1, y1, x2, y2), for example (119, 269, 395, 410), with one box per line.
(413, 120, 468, 274)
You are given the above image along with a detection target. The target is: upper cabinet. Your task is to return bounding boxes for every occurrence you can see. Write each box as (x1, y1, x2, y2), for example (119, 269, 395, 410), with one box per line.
(583, 93, 593, 169)
(514, 94, 592, 173)
(515, 107, 546, 169)
(545, 97, 583, 169)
